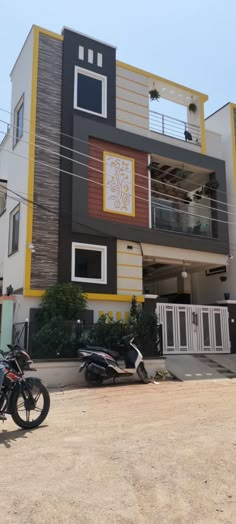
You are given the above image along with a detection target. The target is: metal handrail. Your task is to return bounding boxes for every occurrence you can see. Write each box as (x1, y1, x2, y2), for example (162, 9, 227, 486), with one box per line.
(149, 110, 201, 145)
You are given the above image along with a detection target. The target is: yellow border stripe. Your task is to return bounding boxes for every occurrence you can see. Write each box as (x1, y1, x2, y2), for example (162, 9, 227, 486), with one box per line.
(230, 103, 236, 192)
(117, 119, 148, 131)
(117, 60, 208, 101)
(116, 73, 148, 88)
(117, 263, 142, 268)
(117, 107, 147, 120)
(24, 26, 64, 295)
(24, 290, 144, 302)
(116, 96, 147, 109)
(117, 251, 142, 256)
(117, 288, 143, 293)
(24, 26, 39, 295)
(199, 102, 206, 154)
(118, 276, 142, 280)
(117, 84, 147, 99)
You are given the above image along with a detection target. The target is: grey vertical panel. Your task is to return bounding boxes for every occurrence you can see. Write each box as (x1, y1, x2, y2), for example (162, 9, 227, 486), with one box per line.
(31, 35, 62, 288)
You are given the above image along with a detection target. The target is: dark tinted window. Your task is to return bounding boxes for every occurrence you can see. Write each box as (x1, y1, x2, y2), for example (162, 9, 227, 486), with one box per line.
(77, 73, 102, 114)
(9, 207, 20, 255)
(75, 249, 102, 279)
(16, 103, 24, 142)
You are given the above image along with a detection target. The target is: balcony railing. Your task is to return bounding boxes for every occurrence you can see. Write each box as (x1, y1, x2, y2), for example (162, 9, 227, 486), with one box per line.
(149, 111, 201, 146)
(151, 200, 212, 238)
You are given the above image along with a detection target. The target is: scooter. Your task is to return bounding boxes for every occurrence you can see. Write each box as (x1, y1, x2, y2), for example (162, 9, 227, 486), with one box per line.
(78, 334, 150, 386)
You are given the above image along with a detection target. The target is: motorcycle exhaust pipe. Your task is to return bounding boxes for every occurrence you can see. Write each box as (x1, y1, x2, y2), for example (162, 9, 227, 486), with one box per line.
(88, 363, 107, 377)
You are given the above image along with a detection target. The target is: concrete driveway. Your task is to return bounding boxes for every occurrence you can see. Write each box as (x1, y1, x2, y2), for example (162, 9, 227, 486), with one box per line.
(0, 380, 236, 523)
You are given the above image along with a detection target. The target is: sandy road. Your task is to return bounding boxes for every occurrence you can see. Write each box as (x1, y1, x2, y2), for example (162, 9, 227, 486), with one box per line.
(0, 379, 236, 523)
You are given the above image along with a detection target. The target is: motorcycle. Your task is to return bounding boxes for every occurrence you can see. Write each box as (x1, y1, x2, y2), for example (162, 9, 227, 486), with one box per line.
(78, 334, 150, 386)
(0, 344, 50, 429)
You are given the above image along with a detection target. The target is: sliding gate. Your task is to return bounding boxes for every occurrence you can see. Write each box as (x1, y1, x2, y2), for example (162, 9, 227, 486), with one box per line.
(156, 303, 230, 354)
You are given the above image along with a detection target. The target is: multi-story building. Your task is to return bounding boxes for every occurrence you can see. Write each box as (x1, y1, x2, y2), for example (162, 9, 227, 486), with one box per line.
(0, 25, 232, 353)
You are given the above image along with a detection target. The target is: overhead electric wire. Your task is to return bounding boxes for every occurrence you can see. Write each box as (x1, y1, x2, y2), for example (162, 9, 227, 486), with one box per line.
(0, 119, 232, 220)
(0, 133, 235, 231)
(0, 108, 233, 204)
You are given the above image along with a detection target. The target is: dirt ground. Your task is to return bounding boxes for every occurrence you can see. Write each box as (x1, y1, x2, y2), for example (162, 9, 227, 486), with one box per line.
(1, 379, 236, 524)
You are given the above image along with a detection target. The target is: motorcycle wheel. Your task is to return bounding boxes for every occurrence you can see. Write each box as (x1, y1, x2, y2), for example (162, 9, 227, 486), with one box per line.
(85, 368, 104, 387)
(137, 363, 150, 384)
(11, 381, 50, 429)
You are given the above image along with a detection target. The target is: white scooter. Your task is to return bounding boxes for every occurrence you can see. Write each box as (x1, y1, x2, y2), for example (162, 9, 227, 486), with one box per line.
(78, 334, 150, 386)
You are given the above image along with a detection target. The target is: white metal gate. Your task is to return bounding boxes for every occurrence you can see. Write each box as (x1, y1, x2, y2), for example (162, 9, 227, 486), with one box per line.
(156, 303, 231, 354)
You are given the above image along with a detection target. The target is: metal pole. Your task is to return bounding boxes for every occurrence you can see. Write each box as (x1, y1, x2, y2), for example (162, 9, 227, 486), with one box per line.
(24, 318, 29, 353)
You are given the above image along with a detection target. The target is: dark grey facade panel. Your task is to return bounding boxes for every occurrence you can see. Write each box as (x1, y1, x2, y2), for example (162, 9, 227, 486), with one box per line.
(31, 34, 63, 288)
(59, 232, 117, 294)
(69, 116, 229, 255)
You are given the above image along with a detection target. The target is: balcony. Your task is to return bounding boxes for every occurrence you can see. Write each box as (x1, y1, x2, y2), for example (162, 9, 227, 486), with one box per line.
(149, 110, 201, 147)
(150, 155, 217, 239)
(152, 199, 212, 238)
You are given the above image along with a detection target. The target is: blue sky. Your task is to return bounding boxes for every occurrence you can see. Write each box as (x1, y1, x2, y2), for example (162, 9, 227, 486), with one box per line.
(1, 0, 235, 123)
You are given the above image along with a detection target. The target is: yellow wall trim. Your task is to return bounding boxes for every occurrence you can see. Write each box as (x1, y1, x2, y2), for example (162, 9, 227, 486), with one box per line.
(116, 96, 147, 109)
(117, 263, 142, 268)
(34, 25, 64, 41)
(117, 119, 148, 131)
(24, 26, 64, 296)
(24, 26, 39, 295)
(117, 250, 142, 256)
(199, 102, 206, 154)
(24, 290, 144, 303)
(117, 275, 142, 280)
(117, 288, 143, 293)
(117, 60, 208, 101)
(116, 73, 147, 88)
(87, 293, 144, 302)
(117, 107, 147, 120)
(230, 103, 236, 192)
(117, 84, 147, 99)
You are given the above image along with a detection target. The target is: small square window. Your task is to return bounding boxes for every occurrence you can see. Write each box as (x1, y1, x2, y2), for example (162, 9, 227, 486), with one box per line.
(73, 66, 107, 118)
(13, 96, 24, 146)
(8, 205, 20, 256)
(71, 242, 107, 284)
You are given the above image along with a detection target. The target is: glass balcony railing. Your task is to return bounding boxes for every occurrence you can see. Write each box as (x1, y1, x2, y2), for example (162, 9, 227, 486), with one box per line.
(151, 199, 212, 238)
(149, 111, 201, 146)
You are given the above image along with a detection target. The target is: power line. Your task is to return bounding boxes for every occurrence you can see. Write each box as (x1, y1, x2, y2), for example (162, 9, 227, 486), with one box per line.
(0, 125, 232, 221)
(0, 137, 235, 231)
(0, 109, 232, 204)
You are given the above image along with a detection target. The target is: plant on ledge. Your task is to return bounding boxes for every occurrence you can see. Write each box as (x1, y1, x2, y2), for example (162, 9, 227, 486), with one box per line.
(188, 102, 197, 113)
(149, 89, 160, 101)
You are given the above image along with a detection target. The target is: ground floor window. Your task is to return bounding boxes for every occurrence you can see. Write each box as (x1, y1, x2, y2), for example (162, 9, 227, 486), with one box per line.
(71, 242, 107, 284)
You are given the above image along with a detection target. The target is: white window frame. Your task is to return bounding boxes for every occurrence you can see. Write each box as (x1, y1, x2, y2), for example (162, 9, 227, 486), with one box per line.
(73, 66, 107, 118)
(13, 95, 24, 147)
(8, 204, 20, 256)
(71, 242, 107, 284)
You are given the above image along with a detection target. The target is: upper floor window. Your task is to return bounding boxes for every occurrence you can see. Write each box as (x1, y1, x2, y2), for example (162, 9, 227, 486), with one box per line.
(8, 205, 20, 256)
(13, 95, 24, 147)
(73, 66, 107, 118)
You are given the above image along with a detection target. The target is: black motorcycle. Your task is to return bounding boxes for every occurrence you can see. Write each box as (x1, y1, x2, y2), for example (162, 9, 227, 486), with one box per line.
(0, 344, 50, 429)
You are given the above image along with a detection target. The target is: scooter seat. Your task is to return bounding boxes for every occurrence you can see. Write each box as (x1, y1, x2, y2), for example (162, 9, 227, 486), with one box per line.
(83, 346, 120, 361)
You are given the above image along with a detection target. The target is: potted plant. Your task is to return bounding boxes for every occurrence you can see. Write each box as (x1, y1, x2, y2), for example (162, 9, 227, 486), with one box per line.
(188, 102, 197, 113)
(149, 89, 160, 101)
